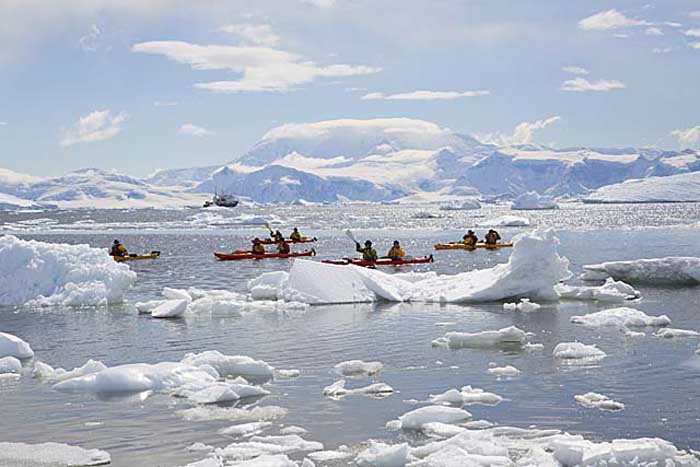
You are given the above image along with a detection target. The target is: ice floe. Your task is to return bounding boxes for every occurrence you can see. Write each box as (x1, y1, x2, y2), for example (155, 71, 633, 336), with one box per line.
(570, 307, 671, 330)
(254, 229, 570, 304)
(654, 328, 700, 338)
(553, 342, 607, 361)
(0, 235, 135, 306)
(556, 278, 640, 303)
(0, 356, 22, 375)
(0, 331, 34, 358)
(432, 326, 529, 349)
(503, 298, 541, 312)
(307, 449, 352, 462)
(397, 406, 472, 430)
(0, 441, 110, 466)
(438, 199, 481, 210)
(334, 360, 383, 376)
(322, 379, 394, 398)
(429, 386, 502, 406)
(212, 435, 323, 463)
(187, 443, 215, 452)
(487, 365, 521, 378)
(511, 191, 559, 210)
(180, 405, 287, 423)
(152, 299, 189, 318)
(181, 351, 274, 380)
(477, 215, 530, 227)
(582, 257, 700, 285)
(219, 422, 273, 437)
(356, 442, 410, 467)
(574, 392, 625, 411)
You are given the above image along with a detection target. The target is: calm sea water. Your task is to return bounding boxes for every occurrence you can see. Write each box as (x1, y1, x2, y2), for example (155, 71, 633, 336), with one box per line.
(1, 203, 700, 467)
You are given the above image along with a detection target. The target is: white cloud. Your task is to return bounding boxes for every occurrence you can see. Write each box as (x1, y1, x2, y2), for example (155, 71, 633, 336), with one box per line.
(689, 11, 700, 19)
(664, 21, 683, 28)
(60, 110, 127, 147)
(179, 123, 213, 137)
(561, 77, 626, 92)
(360, 90, 490, 101)
(645, 27, 664, 36)
(685, 29, 700, 37)
(154, 101, 178, 107)
(579, 9, 651, 31)
(690, 42, 700, 49)
(613, 33, 630, 39)
(476, 116, 561, 146)
(562, 66, 589, 75)
(79, 24, 101, 52)
(671, 126, 700, 147)
(652, 47, 672, 54)
(0, 121, 7, 126)
(219, 23, 280, 47)
(132, 41, 379, 93)
(301, 0, 336, 7)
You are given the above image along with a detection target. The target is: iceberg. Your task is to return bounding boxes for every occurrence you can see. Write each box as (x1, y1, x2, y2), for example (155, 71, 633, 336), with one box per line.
(574, 392, 625, 411)
(654, 328, 700, 338)
(0, 332, 34, 358)
(398, 406, 472, 430)
(553, 342, 607, 361)
(438, 199, 481, 210)
(432, 326, 529, 349)
(429, 386, 502, 406)
(477, 215, 530, 227)
(259, 229, 569, 305)
(582, 257, 700, 285)
(0, 235, 135, 306)
(556, 278, 640, 303)
(511, 191, 559, 210)
(570, 307, 671, 329)
(333, 360, 383, 376)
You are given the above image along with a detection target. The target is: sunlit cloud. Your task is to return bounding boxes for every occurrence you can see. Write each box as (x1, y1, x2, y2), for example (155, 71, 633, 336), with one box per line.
(60, 110, 127, 147)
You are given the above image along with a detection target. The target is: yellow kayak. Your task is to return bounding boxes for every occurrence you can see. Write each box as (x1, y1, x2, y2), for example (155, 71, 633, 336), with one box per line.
(434, 242, 513, 251)
(113, 252, 161, 262)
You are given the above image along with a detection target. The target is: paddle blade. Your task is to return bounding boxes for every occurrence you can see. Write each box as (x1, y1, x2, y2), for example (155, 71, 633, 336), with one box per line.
(345, 229, 357, 244)
(264, 221, 272, 232)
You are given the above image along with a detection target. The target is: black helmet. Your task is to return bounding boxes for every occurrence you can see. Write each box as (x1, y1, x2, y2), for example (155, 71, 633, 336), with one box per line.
(293, 227, 298, 231)
(393, 240, 400, 246)
(467, 230, 474, 234)
(365, 240, 372, 246)
(113, 239, 119, 244)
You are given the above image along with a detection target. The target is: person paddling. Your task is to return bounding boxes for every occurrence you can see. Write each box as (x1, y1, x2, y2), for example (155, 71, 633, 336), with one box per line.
(356, 240, 378, 262)
(462, 230, 478, 247)
(484, 229, 501, 245)
(251, 238, 266, 254)
(109, 239, 127, 257)
(276, 237, 291, 254)
(289, 227, 303, 241)
(270, 230, 284, 243)
(387, 240, 405, 261)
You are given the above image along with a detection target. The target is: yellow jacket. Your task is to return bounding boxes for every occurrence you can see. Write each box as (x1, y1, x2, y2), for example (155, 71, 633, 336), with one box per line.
(387, 246, 405, 259)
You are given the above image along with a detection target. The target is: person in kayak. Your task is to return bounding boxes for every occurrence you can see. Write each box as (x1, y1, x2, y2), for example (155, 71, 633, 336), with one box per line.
(462, 230, 478, 246)
(484, 229, 502, 245)
(387, 240, 405, 261)
(276, 237, 291, 254)
(356, 240, 378, 262)
(290, 227, 303, 241)
(271, 230, 284, 243)
(251, 238, 266, 254)
(109, 239, 127, 257)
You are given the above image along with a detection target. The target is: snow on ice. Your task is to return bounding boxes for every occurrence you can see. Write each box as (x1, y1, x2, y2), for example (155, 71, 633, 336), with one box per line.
(397, 406, 472, 430)
(0, 332, 34, 359)
(582, 257, 700, 285)
(355, 442, 410, 467)
(0, 235, 135, 306)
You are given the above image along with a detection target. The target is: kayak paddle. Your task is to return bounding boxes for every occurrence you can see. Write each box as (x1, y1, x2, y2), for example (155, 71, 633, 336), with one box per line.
(345, 229, 358, 245)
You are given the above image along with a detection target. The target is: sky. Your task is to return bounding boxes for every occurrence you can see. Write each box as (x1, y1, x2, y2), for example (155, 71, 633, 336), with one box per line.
(1, 0, 700, 177)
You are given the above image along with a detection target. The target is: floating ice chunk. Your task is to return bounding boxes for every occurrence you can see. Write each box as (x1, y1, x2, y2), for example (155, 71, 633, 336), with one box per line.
(511, 191, 559, 210)
(570, 307, 671, 329)
(151, 299, 188, 318)
(582, 257, 700, 285)
(0, 356, 22, 374)
(0, 332, 34, 358)
(502, 302, 517, 311)
(334, 360, 383, 376)
(219, 421, 273, 437)
(553, 342, 606, 361)
(248, 271, 290, 301)
(280, 426, 307, 435)
(356, 442, 410, 467)
(654, 328, 700, 338)
(175, 382, 240, 404)
(276, 369, 300, 378)
(422, 422, 467, 439)
(181, 457, 223, 467)
(516, 298, 541, 312)
(135, 299, 167, 314)
(323, 379, 394, 398)
(398, 406, 472, 430)
(187, 442, 214, 452)
(262, 229, 569, 304)
(432, 326, 528, 349)
(301, 459, 316, 467)
(478, 215, 530, 227)
(181, 351, 274, 380)
(219, 454, 297, 467)
(180, 405, 287, 422)
(163, 287, 192, 301)
(215, 435, 322, 461)
(439, 199, 481, 211)
(556, 279, 641, 303)
(574, 392, 625, 411)
(487, 365, 521, 378)
(0, 441, 110, 466)
(464, 420, 494, 429)
(0, 235, 136, 306)
(430, 386, 502, 406)
(307, 449, 352, 462)
(34, 359, 107, 383)
(414, 211, 439, 219)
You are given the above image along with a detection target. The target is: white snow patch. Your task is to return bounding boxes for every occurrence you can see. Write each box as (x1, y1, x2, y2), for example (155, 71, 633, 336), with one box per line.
(0, 235, 136, 306)
(582, 257, 700, 285)
(575, 392, 625, 411)
(511, 191, 559, 210)
(0, 332, 34, 358)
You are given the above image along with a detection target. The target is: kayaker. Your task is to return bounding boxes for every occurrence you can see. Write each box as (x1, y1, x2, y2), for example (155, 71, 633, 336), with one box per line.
(251, 238, 266, 254)
(387, 240, 405, 261)
(290, 227, 302, 241)
(356, 240, 378, 262)
(270, 230, 284, 243)
(462, 230, 478, 246)
(484, 229, 502, 245)
(109, 239, 127, 257)
(276, 238, 291, 254)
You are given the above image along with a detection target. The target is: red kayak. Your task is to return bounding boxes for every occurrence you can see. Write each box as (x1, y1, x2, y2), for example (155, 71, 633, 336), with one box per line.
(322, 255, 434, 267)
(257, 237, 317, 245)
(214, 249, 316, 261)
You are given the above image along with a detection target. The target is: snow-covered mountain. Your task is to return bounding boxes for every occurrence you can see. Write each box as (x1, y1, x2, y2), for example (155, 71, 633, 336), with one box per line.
(584, 171, 700, 203)
(143, 165, 221, 188)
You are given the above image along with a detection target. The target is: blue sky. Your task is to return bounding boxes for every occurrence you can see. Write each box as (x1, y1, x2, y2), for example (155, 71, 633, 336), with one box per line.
(1, 0, 700, 177)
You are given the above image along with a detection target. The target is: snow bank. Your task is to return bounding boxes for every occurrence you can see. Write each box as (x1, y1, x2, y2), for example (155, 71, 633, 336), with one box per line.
(334, 360, 383, 376)
(582, 257, 700, 285)
(0, 442, 110, 466)
(571, 307, 671, 329)
(575, 392, 625, 411)
(511, 191, 559, 210)
(0, 235, 136, 306)
(355, 442, 410, 467)
(398, 406, 472, 430)
(430, 386, 502, 406)
(0, 332, 34, 358)
(477, 215, 530, 227)
(432, 326, 528, 349)
(553, 342, 606, 361)
(556, 278, 640, 303)
(439, 199, 481, 211)
(264, 229, 569, 304)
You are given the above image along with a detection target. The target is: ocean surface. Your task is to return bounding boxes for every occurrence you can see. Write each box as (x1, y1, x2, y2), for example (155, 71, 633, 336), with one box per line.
(1, 202, 700, 466)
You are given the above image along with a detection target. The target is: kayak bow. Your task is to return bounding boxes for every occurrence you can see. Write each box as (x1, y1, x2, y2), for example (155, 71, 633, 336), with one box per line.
(113, 251, 161, 262)
(322, 255, 434, 267)
(434, 242, 513, 251)
(214, 249, 316, 261)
